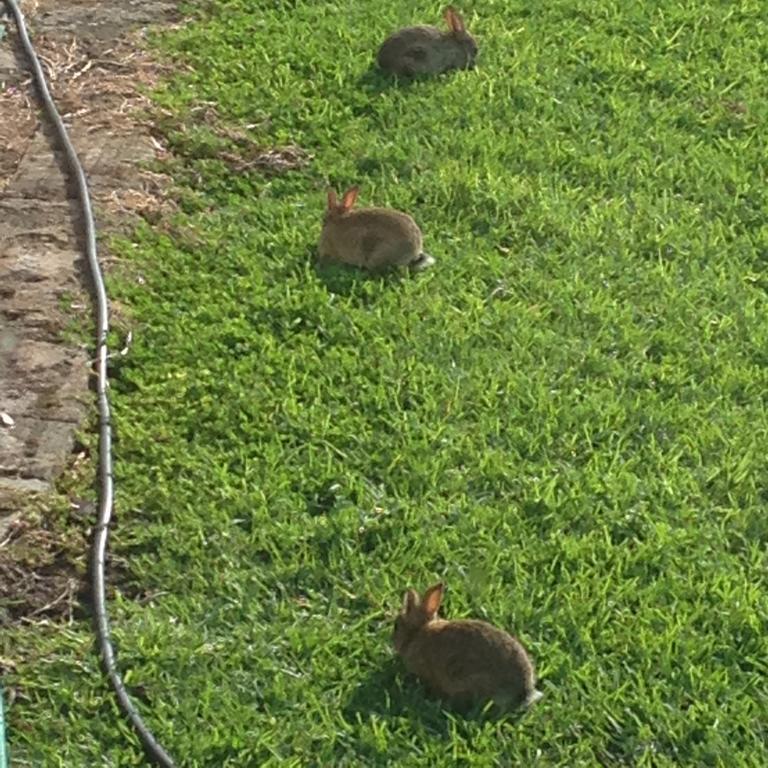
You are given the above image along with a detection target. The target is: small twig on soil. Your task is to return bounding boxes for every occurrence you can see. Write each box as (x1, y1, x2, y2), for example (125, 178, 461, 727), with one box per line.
(26, 579, 77, 618)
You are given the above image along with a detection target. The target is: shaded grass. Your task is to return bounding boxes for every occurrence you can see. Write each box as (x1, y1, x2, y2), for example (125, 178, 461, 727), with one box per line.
(5, 0, 768, 765)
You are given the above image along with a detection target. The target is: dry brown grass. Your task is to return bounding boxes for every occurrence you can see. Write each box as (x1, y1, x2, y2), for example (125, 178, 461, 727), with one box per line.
(0, 29, 178, 219)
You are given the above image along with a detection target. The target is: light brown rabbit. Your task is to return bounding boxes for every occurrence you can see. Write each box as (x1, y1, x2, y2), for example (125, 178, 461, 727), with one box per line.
(318, 186, 434, 271)
(377, 7, 478, 77)
(393, 582, 543, 708)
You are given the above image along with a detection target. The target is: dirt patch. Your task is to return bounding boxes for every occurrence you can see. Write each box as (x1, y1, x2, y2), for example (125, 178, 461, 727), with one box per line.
(0, 0, 178, 626)
(0, 501, 86, 624)
(0, 87, 37, 190)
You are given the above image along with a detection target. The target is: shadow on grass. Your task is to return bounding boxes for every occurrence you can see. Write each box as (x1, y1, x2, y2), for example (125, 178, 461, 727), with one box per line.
(355, 67, 430, 95)
(344, 657, 448, 735)
(356, 63, 474, 95)
(344, 657, 531, 736)
(313, 260, 410, 297)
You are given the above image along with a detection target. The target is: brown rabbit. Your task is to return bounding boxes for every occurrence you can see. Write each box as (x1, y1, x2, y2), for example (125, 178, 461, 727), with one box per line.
(377, 6, 478, 77)
(318, 186, 434, 271)
(393, 582, 543, 708)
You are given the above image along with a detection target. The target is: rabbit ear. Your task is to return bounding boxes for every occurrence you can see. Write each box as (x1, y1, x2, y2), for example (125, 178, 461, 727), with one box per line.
(421, 583, 445, 618)
(444, 6, 466, 34)
(403, 588, 420, 613)
(327, 188, 338, 210)
(341, 185, 359, 211)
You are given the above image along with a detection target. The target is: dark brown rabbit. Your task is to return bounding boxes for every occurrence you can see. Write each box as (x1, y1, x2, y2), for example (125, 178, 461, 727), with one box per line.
(393, 582, 543, 708)
(318, 186, 434, 270)
(377, 6, 478, 77)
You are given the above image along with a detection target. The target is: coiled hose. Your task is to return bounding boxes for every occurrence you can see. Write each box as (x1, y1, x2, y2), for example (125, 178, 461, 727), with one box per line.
(3, 1, 176, 765)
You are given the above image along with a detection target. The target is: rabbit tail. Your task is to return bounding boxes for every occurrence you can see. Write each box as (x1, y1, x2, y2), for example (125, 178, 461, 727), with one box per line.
(524, 689, 544, 707)
(411, 252, 435, 270)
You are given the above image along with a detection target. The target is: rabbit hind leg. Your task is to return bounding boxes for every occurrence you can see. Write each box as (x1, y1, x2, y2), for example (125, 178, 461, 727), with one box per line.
(370, 239, 420, 269)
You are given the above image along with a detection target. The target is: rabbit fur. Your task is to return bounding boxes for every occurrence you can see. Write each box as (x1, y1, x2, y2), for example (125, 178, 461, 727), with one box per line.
(393, 582, 543, 708)
(318, 186, 434, 270)
(377, 6, 478, 76)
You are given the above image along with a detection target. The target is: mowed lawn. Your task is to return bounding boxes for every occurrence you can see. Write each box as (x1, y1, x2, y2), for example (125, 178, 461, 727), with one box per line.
(6, 0, 768, 765)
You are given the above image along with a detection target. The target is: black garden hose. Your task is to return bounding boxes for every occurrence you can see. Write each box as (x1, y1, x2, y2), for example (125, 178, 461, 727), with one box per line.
(3, 1, 177, 765)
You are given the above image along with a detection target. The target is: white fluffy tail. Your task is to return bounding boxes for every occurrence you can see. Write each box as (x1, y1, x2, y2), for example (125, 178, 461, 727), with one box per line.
(411, 252, 435, 270)
(525, 689, 544, 707)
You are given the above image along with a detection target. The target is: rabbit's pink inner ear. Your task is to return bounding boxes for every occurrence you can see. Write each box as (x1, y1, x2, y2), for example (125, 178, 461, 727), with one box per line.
(327, 188, 338, 210)
(444, 6, 465, 34)
(341, 185, 359, 211)
(422, 583, 445, 618)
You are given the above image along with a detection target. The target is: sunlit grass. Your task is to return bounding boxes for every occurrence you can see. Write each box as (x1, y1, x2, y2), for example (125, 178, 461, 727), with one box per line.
(5, 0, 768, 765)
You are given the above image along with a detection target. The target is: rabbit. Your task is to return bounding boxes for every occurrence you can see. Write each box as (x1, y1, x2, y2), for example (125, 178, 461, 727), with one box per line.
(377, 6, 478, 77)
(318, 185, 435, 271)
(393, 582, 543, 709)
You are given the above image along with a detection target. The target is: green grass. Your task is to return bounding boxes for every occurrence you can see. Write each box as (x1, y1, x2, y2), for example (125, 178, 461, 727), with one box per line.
(5, 0, 768, 765)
